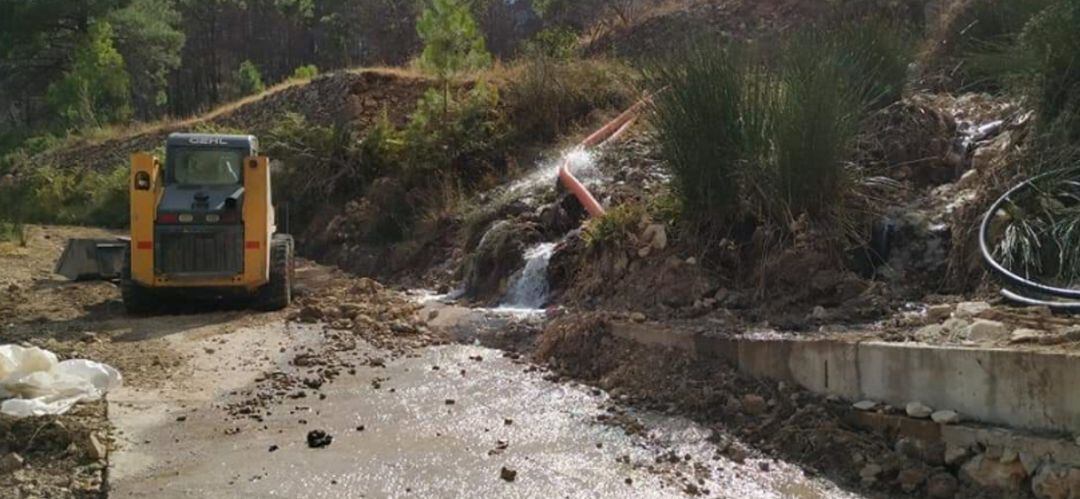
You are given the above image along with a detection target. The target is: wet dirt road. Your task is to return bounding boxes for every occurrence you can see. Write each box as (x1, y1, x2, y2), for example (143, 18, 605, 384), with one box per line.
(108, 319, 863, 498)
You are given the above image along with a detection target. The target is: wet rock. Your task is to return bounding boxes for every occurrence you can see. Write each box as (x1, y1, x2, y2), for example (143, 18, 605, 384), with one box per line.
(500, 466, 517, 482)
(1032, 464, 1080, 499)
(306, 430, 333, 448)
(906, 402, 933, 419)
(853, 400, 878, 411)
(461, 220, 542, 303)
(931, 410, 960, 425)
(0, 453, 24, 474)
(740, 394, 767, 416)
(965, 319, 1009, 342)
(927, 304, 954, 322)
(954, 301, 991, 319)
(897, 467, 928, 493)
(961, 454, 1028, 491)
(927, 472, 959, 498)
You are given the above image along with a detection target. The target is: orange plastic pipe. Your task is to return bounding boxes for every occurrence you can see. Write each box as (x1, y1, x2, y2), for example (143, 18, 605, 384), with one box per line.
(559, 94, 654, 218)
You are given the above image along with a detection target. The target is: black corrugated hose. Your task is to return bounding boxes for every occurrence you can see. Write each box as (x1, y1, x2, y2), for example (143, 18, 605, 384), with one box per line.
(979, 170, 1080, 310)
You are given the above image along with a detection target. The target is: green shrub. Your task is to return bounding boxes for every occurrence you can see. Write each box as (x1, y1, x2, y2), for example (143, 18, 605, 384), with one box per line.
(523, 27, 579, 60)
(2, 163, 130, 229)
(583, 203, 646, 248)
(650, 24, 910, 241)
(290, 64, 319, 81)
(940, 0, 1053, 91)
(1020, 0, 1080, 145)
(503, 57, 633, 143)
(235, 60, 265, 97)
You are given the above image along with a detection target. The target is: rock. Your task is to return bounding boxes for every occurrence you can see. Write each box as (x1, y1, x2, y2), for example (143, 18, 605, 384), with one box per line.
(945, 443, 972, 466)
(860, 463, 883, 483)
(1020, 452, 1041, 477)
(500, 466, 518, 482)
(931, 410, 961, 425)
(85, 432, 106, 460)
(897, 467, 929, 493)
(927, 472, 959, 498)
(906, 401, 933, 419)
(965, 319, 1010, 342)
(306, 430, 333, 448)
(811, 306, 828, 320)
(1032, 464, 1080, 499)
(853, 400, 878, 411)
(961, 454, 1028, 491)
(1011, 328, 1046, 344)
(0, 453, 24, 474)
(942, 317, 970, 333)
(916, 324, 946, 342)
(461, 220, 542, 302)
(641, 224, 667, 251)
(954, 301, 991, 318)
(740, 394, 767, 416)
(629, 312, 646, 323)
(895, 438, 925, 460)
(927, 304, 954, 322)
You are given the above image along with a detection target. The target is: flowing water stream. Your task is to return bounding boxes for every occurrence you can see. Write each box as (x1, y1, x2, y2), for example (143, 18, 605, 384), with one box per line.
(499, 242, 557, 311)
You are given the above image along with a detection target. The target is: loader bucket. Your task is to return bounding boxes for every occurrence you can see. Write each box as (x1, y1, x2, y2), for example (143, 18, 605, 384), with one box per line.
(55, 239, 128, 281)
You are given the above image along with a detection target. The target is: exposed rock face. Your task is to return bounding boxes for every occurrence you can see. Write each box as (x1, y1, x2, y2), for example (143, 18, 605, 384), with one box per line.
(461, 220, 542, 303)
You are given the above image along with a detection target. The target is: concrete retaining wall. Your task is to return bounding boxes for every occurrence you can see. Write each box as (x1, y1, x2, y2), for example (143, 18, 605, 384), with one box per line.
(612, 325, 1080, 434)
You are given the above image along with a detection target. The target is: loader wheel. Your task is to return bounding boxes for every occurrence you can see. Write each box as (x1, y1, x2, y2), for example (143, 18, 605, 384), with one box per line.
(121, 248, 154, 314)
(255, 235, 294, 311)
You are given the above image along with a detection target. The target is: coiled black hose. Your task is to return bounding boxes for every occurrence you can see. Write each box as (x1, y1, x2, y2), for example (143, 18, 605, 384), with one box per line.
(979, 170, 1080, 310)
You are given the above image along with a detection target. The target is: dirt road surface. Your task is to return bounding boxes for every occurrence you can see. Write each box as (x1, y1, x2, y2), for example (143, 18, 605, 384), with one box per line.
(1, 226, 864, 498)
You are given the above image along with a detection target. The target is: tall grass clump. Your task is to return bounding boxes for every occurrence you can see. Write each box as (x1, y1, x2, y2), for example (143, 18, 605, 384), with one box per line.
(651, 23, 911, 245)
(929, 0, 1053, 91)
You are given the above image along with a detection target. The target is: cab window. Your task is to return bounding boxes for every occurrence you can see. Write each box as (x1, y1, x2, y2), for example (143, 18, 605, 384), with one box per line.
(170, 148, 243, 186)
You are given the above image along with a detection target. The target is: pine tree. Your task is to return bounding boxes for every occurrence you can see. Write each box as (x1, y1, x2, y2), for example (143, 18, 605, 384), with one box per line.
(417, 0, 492, 116)
(46, 21, 132, 131)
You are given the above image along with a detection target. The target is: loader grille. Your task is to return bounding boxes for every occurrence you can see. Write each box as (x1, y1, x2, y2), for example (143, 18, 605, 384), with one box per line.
(155, 225, 243, 276)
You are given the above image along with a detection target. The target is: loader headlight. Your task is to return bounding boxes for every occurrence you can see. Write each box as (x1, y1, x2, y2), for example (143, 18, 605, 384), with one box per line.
(178, 214, 194, 223)
(205, 214, 221, 223)
(134, 172, 151, 190)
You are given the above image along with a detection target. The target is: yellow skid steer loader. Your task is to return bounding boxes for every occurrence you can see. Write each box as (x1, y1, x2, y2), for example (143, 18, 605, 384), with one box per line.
(58, 133, 294, 313)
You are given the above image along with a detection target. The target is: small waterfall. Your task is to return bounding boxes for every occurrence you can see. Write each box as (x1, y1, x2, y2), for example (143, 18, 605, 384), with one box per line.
(500, 242, 557, 310)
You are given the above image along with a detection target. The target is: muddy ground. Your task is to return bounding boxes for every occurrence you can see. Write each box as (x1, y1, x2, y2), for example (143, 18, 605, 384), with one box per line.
(0, 227, 883, 498)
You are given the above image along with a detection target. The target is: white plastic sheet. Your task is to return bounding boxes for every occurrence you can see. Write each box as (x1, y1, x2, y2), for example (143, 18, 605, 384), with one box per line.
(0, 345, 122, 417)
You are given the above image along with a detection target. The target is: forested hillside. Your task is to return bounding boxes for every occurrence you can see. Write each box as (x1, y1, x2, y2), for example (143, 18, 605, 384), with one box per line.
(0, 0, 633, 155)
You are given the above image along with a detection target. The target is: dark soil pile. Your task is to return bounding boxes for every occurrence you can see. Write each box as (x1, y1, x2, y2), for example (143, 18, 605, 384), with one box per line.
(534, 312, 1007, 498)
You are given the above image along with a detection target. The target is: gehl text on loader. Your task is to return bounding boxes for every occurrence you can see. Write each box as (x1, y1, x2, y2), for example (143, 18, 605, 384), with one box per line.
(56, 133, 295, 313)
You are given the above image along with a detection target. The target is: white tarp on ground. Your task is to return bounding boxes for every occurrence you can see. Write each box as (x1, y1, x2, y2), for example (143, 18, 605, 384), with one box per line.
(0, 345, 122, 417)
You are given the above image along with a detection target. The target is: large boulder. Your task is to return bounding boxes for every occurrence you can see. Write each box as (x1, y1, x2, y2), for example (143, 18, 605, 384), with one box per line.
(461, 220, 542, 303)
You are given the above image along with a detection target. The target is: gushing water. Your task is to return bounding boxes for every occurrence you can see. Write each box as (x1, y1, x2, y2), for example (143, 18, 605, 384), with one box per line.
(500, 242, 557, 310)
(504, 148, 601, 198)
